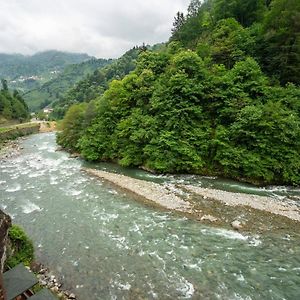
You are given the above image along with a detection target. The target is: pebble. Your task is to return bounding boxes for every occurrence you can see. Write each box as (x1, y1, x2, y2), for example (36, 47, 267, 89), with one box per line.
(34, 264, 77, 300)
(201, 215, 218, 222)
(231, 220, 243, 230)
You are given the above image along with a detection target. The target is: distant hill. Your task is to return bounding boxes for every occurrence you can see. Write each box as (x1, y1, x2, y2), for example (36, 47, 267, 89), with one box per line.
(51, 45, 166, 119)
(23, 58, 113, 111)
(51, 48, 140, 118)
(0, 50, 93, 94)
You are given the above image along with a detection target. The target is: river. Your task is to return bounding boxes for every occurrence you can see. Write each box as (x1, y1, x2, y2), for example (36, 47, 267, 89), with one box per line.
(0, 133, 299, 299)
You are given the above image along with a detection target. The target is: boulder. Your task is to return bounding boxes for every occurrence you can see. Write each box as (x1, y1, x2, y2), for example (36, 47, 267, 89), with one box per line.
(231, 220, 243, 230)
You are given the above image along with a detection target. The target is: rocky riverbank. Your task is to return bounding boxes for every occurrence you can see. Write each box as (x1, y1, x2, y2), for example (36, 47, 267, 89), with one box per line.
(83, 168, 191, 212)
(0, 138, 24, 160)
(183, 185, 300, 222)
(31, 263, 76, 300)
(83, 168, 300, 232)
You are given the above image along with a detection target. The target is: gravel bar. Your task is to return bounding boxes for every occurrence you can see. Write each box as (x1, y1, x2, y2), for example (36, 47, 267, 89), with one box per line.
(83, 168, 191, 212)
(184, 185, 300, 222)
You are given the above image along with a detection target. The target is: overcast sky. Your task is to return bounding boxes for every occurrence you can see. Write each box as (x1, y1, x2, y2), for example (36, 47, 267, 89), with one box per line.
(0, 0, 190, 58)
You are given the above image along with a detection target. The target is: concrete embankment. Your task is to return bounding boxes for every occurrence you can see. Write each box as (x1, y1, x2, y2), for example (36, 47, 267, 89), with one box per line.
(83, 168, 191, 212)
(0, 124, 40, 142)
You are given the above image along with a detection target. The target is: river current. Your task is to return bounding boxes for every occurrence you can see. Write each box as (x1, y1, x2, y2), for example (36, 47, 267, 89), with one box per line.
(0, 133, 299, 299)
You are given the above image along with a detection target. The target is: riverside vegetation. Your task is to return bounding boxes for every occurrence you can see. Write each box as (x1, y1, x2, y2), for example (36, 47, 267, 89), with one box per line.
(0, 79, 29, 124)
(57, 0, 300, 186)
(5, 225, 34, 268)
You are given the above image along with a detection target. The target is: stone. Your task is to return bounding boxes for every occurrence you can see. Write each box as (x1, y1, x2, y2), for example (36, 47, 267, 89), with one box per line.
(200, 215, 218, 222)
(40, 280, 47, 286)
(51, 286, 59, 293)
(231, 220, 243, 230)
(69, 153, 80, 158)
(69, 293, 76, 299)
(38, 268, 48, 274)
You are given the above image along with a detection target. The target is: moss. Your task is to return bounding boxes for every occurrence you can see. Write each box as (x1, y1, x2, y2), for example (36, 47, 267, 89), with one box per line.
(5, 224, 34, 268)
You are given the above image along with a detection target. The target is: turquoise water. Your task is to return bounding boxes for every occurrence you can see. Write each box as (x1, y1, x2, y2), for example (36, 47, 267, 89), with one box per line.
(0, 133, 299, 299)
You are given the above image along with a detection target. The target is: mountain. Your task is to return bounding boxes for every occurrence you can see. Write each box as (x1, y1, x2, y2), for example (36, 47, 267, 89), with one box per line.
(23, 58, 113, 111)
(0, 50, 93, 94)
(51, 47, 140, 118)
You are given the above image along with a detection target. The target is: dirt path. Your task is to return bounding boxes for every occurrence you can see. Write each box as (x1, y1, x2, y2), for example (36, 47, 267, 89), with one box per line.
(39, 121, 56, 132)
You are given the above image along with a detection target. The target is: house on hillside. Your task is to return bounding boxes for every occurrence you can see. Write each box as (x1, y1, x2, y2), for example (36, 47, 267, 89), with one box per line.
(43, 107, 53, 114)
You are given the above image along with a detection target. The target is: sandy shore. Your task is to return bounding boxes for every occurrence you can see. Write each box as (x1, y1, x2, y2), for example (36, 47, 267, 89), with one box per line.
(83, 168, 191, 212)
(183, 185, 300, 222)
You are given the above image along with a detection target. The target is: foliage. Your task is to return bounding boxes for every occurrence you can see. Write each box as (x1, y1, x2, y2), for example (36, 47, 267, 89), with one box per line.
(170, 0, 299, 85)
(57, 0, 300, 185)
(23, 57, 112, 111)
(56, 103, 88, 150)
(5, 225, 34, 268)
(257, 0, 300, 85)
(51, 47, 141, 119)
(0, 81, 29, 122)
(0, 50, 93, 106)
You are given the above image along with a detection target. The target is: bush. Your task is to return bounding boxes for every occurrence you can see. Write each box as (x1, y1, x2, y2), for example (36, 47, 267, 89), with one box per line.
(5, 225, 34, 268)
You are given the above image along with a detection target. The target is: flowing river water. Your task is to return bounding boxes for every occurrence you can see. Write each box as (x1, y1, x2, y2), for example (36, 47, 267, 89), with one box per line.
(0, 133, 300, 299)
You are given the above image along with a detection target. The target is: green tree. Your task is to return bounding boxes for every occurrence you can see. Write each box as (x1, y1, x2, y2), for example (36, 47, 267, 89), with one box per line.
(213, 0, 266, 27)
(210, 18, 254, 68)
(56, 103, 87, 150)
(257, 0, 300, 84)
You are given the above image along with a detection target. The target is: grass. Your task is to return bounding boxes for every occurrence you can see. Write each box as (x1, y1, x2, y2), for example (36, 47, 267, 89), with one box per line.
(0, 122, 39, 133)
(5, 225, 34, 268)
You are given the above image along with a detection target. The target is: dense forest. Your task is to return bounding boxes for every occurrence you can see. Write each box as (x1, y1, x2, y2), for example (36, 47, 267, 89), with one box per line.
(0, 80, 29, 123)
(57, 0, 300, 185)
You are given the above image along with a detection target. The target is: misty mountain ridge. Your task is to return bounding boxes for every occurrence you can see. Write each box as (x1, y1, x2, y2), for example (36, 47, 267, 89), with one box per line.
(0, 50, 94, 93)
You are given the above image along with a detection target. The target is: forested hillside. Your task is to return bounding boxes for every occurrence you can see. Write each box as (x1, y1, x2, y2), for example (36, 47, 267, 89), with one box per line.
(0, 50, 92, 92)
(23, 58, 112, 111)
(50, 47, 141, 118)
(58, 0, 300, 185)
(0, 80, 29, 123)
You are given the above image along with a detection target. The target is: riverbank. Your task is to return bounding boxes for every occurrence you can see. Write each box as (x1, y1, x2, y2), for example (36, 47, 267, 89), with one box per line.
(2, 132, 300, 299)
(83, 168, 191, 212)
(39, 121, 57, 133)
(184, 185, 300, 222)
(0, 123, 40, 142)
(0, 139, 24, 160)
(83, 168, 300, 231)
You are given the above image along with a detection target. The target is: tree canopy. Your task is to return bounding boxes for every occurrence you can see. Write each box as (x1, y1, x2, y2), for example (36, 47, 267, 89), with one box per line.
(57, 0, 300, 185)
(0, 80, 29, 123)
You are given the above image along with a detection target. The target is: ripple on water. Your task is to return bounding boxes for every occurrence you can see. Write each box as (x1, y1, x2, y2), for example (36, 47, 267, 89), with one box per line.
(1, 133, 299, 300)
(21, 200, 42, 214)
(6, 184, 21, 192)
(201, 228, 250, 241)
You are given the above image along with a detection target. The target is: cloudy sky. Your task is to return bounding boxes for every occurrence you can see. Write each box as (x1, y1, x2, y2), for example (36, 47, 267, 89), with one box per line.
(0, 0, 190, 58)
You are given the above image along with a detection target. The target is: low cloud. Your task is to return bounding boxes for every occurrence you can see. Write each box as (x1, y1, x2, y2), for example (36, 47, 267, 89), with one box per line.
(0, 0, 190, 58)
